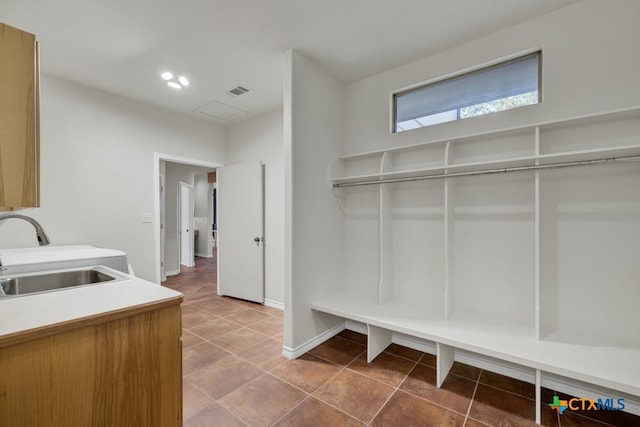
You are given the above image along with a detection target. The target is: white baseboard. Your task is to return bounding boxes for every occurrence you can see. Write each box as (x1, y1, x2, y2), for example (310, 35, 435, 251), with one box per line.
(392, 332, 437, 355)
(264, 299, 284, 311)
(282, 323, 345, 359)
(344, 320, 366, 335)
(455, 349, 538, 383)
(165, 269, 179, 277)
(541, 374, 640, 416)
(195, 252, 213, 258)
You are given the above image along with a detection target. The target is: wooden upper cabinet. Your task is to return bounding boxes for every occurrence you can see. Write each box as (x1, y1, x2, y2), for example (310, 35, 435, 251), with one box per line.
(0, 22, 39, 211)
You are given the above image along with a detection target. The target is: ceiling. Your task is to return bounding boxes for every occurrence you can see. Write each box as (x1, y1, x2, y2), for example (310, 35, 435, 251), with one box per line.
(2, 0, 580, 125)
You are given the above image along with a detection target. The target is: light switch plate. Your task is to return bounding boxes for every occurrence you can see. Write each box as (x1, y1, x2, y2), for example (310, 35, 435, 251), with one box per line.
(142, 213, 153, 223)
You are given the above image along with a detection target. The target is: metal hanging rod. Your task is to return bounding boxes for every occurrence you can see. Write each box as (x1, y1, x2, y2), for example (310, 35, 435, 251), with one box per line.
(333, 155, 640, 188)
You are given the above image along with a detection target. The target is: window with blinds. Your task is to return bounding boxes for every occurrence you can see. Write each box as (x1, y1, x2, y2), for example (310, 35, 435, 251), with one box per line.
(393, 52, 541, 132)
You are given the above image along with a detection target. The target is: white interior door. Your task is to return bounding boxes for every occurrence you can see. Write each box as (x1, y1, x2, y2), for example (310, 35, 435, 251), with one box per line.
(218, 161, 264, 303)
(180, 182, 194, 268)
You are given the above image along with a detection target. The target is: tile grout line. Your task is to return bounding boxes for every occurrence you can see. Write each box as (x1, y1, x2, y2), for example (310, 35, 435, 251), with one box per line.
(185, 322, 275, 348)
(479, 381, 537, 401)
(263, 370, 316, 397)
(212, 371, 288, 426)
(269, 362, 365, 425)
(374, 361, 477, 421)
(306, 348, 381, 424)
(383, 348, 428, 365)
(561, 412, 617, 427)
(215, 370, 309, 427)
(188, 380, 220, 403)
(183, 351, 233, 379)
(305, 392, 370, 425)
(214, 382, 256, 427)
(268, 394, 312, 426)
(306, 343, 367, 367)
(463, 368, 482, 426)
(185, 312, 282, 330)
(184, 379, 249, 426)
(364, 358, 421, 426)
(311, 341, 478, 423)
(266, 362, 377, 427)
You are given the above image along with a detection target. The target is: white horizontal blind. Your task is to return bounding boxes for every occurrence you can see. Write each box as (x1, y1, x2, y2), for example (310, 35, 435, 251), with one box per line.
(395, 52, 540, 124)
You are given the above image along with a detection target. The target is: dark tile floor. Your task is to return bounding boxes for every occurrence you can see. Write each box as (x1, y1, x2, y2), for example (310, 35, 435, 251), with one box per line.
(165, 256, 640, 426)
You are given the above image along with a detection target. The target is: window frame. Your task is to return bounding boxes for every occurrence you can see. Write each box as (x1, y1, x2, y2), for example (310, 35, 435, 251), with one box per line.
(391, 50, 543, 133)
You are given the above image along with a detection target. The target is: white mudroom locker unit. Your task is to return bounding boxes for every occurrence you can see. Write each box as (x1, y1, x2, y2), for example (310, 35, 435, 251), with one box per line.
(311, 108, 640, 423)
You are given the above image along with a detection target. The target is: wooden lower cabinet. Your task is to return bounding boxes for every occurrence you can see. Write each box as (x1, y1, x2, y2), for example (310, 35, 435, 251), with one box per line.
(0, 302, 182, 427)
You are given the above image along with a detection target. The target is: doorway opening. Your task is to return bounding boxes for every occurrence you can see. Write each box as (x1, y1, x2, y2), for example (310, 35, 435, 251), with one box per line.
(153, 153, 222, 285)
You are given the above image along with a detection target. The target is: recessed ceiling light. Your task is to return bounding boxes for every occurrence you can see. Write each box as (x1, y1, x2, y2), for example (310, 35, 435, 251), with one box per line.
(161, 71, 173, 81)
(178, 76, 189, 86)
(167, 81, 181, 89)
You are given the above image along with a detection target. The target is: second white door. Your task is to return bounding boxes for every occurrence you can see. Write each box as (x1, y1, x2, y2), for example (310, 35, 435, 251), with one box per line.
(180, 182, 194, 268)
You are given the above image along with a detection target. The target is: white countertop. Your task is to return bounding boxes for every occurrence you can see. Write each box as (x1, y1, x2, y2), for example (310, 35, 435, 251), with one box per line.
(0, 275, 182, 340)
(0, 245, 126, 266)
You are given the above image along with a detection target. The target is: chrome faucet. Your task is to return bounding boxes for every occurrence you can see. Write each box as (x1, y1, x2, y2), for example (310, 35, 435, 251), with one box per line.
(0, 214, 51, 246)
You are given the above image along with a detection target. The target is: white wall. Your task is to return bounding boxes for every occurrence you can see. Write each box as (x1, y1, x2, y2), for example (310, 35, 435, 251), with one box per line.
(284, 50, 346, 351)
(194, 173, 210, 218)
(227, 109, 285, 306)
(345, 0, 640, 154)
(0, 75, 226, 281)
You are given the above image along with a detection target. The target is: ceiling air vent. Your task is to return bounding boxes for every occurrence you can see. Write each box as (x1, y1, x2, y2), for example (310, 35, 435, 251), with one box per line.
(228, 86, 250, 97)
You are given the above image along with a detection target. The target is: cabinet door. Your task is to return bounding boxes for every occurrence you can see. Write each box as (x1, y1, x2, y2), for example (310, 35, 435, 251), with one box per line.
(0, 22, 39, 210)
(0, 303, 183, 426)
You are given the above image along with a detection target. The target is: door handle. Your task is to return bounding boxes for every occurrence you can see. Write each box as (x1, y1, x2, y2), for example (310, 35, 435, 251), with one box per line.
(254, 236, 263, 246)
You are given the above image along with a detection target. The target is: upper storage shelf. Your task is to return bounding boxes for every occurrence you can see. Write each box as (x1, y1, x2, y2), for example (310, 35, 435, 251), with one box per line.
(331, 108, 640, 188)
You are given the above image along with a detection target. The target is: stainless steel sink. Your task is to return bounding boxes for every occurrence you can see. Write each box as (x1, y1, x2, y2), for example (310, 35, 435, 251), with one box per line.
(0, 266, 126, 298)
